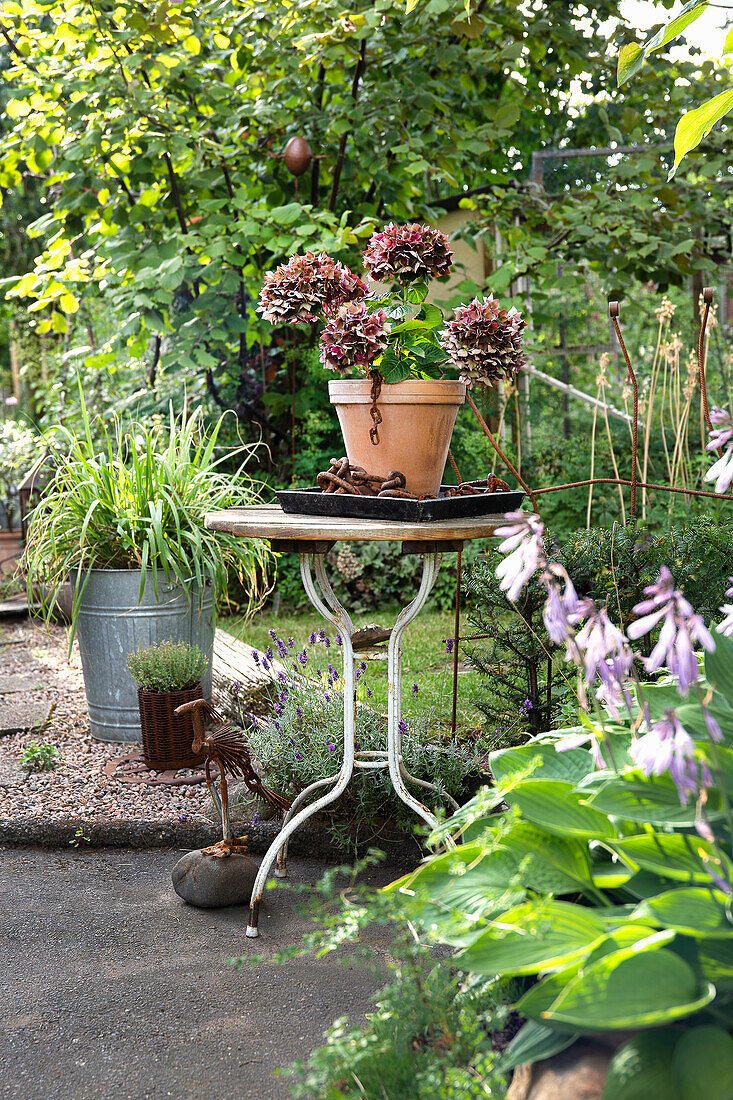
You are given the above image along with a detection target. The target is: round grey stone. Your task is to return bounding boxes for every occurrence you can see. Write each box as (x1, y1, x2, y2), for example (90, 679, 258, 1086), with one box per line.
(171, 848, 259, 908)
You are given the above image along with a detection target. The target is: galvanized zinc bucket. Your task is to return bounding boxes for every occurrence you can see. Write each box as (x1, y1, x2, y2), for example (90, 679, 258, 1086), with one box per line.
(74, 569, 214, 743)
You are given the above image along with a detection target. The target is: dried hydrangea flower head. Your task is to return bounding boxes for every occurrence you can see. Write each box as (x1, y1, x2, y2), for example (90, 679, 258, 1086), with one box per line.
(363, 223, 453, 284)
(320, 302, 388, 373)
(258, 252, 366, 325)
(440, 295, 527, 388)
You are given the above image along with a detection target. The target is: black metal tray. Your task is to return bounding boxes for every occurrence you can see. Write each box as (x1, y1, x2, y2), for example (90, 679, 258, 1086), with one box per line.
(276, 485, 525, 522)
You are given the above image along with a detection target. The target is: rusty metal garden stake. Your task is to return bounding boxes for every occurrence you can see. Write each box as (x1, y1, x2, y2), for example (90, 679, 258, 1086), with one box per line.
(466, 392, 539, 513)
(699, 286, 716, 439)
(451, 547, 462, 737)
(608, 302, 639, 521)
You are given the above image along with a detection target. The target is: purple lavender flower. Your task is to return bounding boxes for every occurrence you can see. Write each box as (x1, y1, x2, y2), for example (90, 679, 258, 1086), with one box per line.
(411, 684, 419, 695)
(309, 631, 317, 644)
(327, 742, 336, 752)
(287, 637, 295, 649)
(296, 707, 303, 719)
(261, 658, 270, 671)
(335, 634, 343, 646)
(444, 638, 455, 655)
(232, 681, 240, 698)
(274, 704, 283, 716)
(705, 407, 733, 494)
(277, 672, 287, 683)
(359, 661, 367, 672)
(628, 567, 715, 695)
(319, 628, 327, 641)
(295, 751, 303, 760)
(268, 628, 278, 640)
(252, 811, 261, 826)
(398, 719, 408, 736)
(298, 649, 309, 666)
(630, 709, 701, 804)
(366, 688, 374, 699)
(265, 646, 274, 662)
(251, 650, 260, 666)
(316, 668, 323, 679)
(495, 511, 546, 602)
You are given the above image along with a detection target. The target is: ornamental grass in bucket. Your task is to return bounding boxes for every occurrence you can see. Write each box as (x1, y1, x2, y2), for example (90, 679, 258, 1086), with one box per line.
(23, 380, 271, 742)
(257, 224, 527, 497)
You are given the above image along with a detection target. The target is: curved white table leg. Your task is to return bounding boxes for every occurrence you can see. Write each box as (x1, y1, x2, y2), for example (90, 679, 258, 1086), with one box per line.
(386, 553, 446, 834)
(246, 553, 356, 937)
(398, 759, 461, 813)
(275, 775, 338, 878)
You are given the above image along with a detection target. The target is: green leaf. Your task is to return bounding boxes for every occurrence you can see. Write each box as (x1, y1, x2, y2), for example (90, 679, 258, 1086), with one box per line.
(544, 949, 714, 1030)
(506, 780, 616, 838)
(458, 899, 608, 976)
(589, 776, 722, 826)
(673, 1026, 733, 1100)
(500, 1020, 578, 1074)
(604, 1030, 678, 1100)
(612, 833, 733, 885)
(725, 25, 733, 55)
(705, 630, 733, 709)
(635, 887, 733, 938)
(670, 88, 733, 178)
(617, 1, 708, 86)
(503, 821, 593, 895)
(491, 741, 593, 786)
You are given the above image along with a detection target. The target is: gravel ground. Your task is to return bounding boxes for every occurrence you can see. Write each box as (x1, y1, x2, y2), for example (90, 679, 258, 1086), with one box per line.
(0, 618, 213, 825)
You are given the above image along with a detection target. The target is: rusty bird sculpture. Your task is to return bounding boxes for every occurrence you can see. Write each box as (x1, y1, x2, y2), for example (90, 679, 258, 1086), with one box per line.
(175, 698, 291, 858)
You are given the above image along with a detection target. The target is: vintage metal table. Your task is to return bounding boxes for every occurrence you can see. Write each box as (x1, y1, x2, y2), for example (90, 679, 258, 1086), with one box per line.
(205, 504, 513, 937)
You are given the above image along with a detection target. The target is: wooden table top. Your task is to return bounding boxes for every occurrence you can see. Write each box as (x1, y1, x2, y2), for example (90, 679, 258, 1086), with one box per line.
(205, 504, 513, 543)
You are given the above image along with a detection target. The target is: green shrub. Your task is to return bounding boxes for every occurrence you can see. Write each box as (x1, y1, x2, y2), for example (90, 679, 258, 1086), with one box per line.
(126, 640, 208, 693)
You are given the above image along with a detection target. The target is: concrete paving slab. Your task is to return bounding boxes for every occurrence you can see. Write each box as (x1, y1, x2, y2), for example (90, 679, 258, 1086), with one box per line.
(0, 699, 52, 736)
(0, 675, 41, 694)
(0, 756, 28, 788)
(0, 847, 398, 1100)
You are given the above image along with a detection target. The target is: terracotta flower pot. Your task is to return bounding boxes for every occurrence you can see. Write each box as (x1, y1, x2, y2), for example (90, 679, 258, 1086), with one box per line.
(328, 378, 466, 497)
(0, 530, 24, 575)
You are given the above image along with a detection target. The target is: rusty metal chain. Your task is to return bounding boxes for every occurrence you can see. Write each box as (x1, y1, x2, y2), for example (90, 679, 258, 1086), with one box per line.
(317, 459, 510, 500)
(368, 369, 383, 446)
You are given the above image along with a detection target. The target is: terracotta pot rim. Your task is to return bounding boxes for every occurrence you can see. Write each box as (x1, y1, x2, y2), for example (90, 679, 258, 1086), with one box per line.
(329, 378, 466, 404)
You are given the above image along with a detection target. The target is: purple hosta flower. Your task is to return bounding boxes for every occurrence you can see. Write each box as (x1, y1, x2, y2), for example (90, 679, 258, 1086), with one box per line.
(717, 579, 733, 637)
(630, 709, 702, 804)
(542, 564, 584, 645)
(320, 302, 388, 374)
(251, 649, 260, 667)
(495, 511, 546, 603)
(258, 252, 366, 325)
(363, 222, 453, 284)
(411, 684, 419, 695)
(555, 728, 606, 770)
(704, 707, 723, 743)
(628, 567, 715, 695)
(705, 407, 733, 494)
(440, 296, 527, 389)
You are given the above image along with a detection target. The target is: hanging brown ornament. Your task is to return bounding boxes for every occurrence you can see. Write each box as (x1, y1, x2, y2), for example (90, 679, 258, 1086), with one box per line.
(283, 136, 313, 177)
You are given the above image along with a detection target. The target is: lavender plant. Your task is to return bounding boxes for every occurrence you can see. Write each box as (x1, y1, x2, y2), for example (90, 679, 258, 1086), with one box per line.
(384, 508, 733, 1096)
(243, 629, 481, 849)
(258, 223, 526, 389)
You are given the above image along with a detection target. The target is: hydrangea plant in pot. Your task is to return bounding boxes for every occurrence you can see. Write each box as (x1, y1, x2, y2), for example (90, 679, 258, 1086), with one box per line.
(258, 224, 527, 497)
(23, 385, 270, 743)
(127, 640, 208, 770)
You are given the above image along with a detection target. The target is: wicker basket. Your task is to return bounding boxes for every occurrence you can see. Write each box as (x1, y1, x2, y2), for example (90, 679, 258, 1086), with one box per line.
(137, 684, 206, 770)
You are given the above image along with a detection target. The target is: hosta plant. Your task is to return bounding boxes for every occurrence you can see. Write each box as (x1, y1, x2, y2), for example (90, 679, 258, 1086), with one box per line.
(386, 513, 733, 1100)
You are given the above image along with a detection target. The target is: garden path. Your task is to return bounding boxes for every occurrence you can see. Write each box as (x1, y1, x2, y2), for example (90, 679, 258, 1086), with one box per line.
(0, 847, 396, 1100)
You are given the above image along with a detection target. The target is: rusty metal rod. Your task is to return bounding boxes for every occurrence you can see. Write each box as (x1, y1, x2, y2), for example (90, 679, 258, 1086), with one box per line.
(451, 547, 462, 737)
(699, 286, 715, 438)
(609, 302, 639, 521)
(532, 477, 733, 503)
(466, 392, 539, 513)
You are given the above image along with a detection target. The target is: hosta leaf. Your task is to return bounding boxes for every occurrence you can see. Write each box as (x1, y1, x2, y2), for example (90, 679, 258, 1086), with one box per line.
(500, 1020, 578, 1074)
(458, 899, 608, 976)
(589, 776, 723, 826)
(673, 1026, 733, 1100)
(506, 780, 616, 838)
(603, 1030, 678, 1100)
(490, 741, 593, 786)
(705, 631, 733, 711)
(504, 821, 593, 895)
(635, 887, 733, 938)
(612, 833, 733, 885)
(544, 949, 714, 1030)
